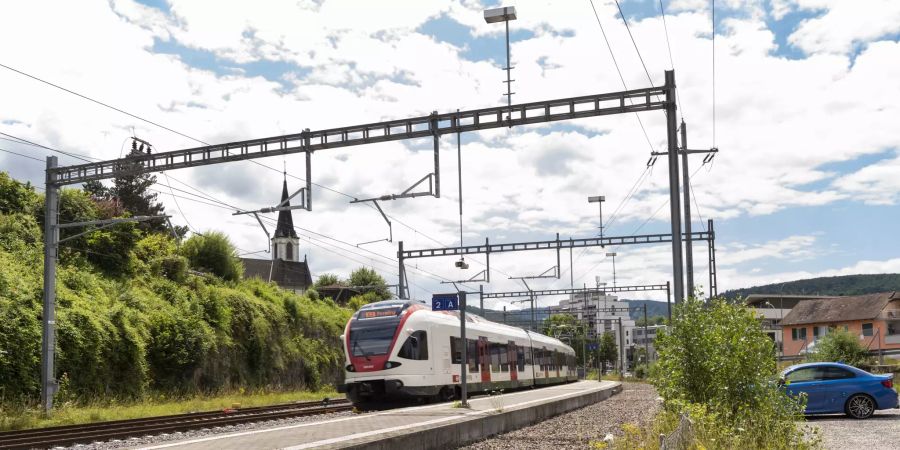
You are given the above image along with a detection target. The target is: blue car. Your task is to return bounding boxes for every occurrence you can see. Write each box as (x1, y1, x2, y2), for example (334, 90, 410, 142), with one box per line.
(781, 362, 899, 419)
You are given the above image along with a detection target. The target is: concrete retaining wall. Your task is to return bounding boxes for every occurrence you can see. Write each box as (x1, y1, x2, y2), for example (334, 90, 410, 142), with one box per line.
(345, 383, 622, 450)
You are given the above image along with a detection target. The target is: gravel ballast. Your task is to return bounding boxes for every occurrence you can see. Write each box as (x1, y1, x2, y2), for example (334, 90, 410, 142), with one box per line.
(809, 408, 900, 450)
(461, 382, 659, 450)
(65, 410, 360, 450)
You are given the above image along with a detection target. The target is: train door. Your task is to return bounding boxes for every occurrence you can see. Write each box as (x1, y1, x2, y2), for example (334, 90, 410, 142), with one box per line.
(508, 341, 518, 382)
(555, 351, 560, 378)
(478, 337, 491, 383)
(543, 347, 549, 379)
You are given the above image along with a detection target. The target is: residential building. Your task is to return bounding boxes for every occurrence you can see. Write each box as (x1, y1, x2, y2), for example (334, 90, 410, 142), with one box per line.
(240, 177, 313, 292)
(746, 294, 835, 355)
(780, 292, 900, 357)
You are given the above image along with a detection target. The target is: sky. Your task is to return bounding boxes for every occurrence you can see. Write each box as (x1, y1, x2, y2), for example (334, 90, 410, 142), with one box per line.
(1, 0, 899, 310)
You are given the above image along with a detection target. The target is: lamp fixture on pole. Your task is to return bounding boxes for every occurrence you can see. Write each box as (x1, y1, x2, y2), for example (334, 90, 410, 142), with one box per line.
(588, 195, 606, 239)
(606, 252, 618, 289)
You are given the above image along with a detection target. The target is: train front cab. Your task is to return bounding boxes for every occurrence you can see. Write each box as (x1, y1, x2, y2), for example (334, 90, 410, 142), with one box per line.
(340, 301, 439, 403)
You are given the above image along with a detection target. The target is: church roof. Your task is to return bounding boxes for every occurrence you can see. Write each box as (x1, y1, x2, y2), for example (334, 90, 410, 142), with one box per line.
(274, 178, 298, 239)
(241, 258, 312, 289)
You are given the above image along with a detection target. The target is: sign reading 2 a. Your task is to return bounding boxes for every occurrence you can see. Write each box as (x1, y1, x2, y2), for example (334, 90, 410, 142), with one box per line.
(432, 293, 460, 311)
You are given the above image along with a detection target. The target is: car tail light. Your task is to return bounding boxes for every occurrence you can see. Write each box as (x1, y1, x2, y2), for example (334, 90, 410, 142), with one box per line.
(882, 378, 893, 389)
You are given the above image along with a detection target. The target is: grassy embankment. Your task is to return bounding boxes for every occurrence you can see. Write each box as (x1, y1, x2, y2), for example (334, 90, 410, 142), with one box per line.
(0, 173, 357, 431)
(0, 388, 340, 431)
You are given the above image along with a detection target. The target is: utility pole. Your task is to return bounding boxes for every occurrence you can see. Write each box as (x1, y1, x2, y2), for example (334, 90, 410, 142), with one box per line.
(41, 156, 59, 414)
(664, 70, 685, 303)
(681, 120, 694, 299)
(459, 290, 468, 407)
(41, 156, 170, 413)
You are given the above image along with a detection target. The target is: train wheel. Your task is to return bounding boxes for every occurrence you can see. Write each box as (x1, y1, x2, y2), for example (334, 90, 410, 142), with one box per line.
(438, 386, 456, 402)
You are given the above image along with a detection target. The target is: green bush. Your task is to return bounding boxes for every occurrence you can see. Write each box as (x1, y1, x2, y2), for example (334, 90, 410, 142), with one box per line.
(180, 232, 243, 281)
(0, 173, 354, 406)
(806, 329, 870, 367)
(650, 298, 815, 449)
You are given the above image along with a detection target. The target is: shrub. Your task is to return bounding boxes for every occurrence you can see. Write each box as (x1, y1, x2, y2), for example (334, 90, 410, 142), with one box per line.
(806, 329, 870, 367)
(180, 232, 243, 281)
(649, 298, 815, 449)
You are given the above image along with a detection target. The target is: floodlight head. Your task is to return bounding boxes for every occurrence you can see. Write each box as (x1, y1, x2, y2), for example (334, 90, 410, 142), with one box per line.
(484, 6, 517, 23)
(588, 195, 605, 203)
(606, 252, 617, 257)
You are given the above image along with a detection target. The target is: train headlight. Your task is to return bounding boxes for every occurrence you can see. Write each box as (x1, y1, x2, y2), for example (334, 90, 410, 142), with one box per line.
(346, 364, 356, 372)
(383, 361, 403, 370)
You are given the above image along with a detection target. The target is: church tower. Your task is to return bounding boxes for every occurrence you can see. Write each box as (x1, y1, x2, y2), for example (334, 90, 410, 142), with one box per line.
(272, 177, 301, 262)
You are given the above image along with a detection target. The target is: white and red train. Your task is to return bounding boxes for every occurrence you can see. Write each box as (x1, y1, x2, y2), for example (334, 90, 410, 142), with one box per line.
(338, 299, 578, 404)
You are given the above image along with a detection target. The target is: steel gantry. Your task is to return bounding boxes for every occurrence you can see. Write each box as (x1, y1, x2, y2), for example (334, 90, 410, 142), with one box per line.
(397, 226, 715, 304)
(40, 72, 686, 412)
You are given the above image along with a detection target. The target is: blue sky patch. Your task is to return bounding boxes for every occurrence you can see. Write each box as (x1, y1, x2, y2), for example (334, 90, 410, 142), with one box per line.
(417, 14, 536, 64)
(134, 0, 170, 14)
(152, 38, 309, 89)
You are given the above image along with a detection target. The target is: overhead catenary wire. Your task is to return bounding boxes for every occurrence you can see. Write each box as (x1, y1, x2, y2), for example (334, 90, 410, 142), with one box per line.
(0, 61, 511, 282)
(0, 146, 44, 162)
(5, 132, 446, 293)
(587, 0, 657, 153)
(658, 0, 685, 117)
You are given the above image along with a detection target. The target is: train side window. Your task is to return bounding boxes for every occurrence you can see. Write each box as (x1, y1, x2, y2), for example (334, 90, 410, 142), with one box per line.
(525, 346, 532, 366)
(500, 344, 509, 372)
(517, 346, 525, 372)
(491, 343, 501, 372)
(467, 339, 478, 371)
(397, 331, 428, 360)
(450, 337, 462, 364)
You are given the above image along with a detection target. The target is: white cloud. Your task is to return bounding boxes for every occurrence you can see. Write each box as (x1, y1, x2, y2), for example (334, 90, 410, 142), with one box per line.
(786, 0, 900, 55)
(1, 0, 898, 298)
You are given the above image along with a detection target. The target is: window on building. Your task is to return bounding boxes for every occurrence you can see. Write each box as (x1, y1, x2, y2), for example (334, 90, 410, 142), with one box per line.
(791, 327, 807, 341)
(862, 323, 874, 337)
(286, 242, 294, 260)
(397, 331, 428, 360)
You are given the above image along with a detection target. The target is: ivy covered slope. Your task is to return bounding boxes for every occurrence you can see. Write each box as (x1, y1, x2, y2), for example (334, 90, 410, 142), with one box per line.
(0, 172, 352, 404)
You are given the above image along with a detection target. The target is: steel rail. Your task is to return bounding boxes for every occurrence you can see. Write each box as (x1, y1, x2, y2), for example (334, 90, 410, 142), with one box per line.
(0, 399, 351, 449)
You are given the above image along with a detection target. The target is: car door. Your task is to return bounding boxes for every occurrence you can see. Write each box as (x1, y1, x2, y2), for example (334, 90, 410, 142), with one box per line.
(784, 367, 827, 413)
(818, 366, 858, 413)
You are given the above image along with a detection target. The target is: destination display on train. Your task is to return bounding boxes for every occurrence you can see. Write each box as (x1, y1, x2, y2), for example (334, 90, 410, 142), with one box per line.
(360, 307, 401, 319)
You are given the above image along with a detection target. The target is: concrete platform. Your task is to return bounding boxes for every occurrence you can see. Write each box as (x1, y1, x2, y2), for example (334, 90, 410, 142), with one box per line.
(140, 380, 622, 450)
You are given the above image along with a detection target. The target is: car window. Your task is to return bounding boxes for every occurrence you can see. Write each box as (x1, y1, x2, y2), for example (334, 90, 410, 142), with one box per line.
(823, 367, 855, 380)
(785, 367, 822, 383)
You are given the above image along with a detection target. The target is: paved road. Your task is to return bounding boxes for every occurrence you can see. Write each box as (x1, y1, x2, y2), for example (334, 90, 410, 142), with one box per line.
(808, 409, 900, 450)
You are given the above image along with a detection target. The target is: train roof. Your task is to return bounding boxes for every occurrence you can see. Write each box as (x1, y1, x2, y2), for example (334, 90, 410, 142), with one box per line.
(351, 299, 573, 351)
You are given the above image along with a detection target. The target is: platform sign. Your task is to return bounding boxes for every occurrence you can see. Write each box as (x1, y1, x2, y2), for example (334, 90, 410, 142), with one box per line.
(432, 293, 460, 311)
(588, 343, 599, 351)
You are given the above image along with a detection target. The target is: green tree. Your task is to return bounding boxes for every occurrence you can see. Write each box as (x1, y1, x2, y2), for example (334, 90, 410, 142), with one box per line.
(180, 231, 243, 281)
(598, 331, 617, 374)
(806, 329, 870, 367)
(347, 267, 391, 300)
(0, 172, 40, 215)
(314, 273, 344, 289)
(651, 298, 811, 448)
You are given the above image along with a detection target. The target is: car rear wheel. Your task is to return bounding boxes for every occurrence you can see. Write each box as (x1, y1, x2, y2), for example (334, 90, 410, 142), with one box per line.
(845, 394, 875, 419)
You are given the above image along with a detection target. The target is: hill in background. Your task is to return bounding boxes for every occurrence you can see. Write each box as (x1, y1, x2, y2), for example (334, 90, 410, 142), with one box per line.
(720, 273, 900, 300)
(621, 274, 900, 320)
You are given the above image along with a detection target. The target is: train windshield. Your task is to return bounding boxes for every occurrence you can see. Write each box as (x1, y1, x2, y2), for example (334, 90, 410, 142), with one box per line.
(349, 305, 403, 357)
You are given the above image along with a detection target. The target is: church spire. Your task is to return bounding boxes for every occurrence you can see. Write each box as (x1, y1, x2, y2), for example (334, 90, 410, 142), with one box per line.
(274, 174, 298, 239)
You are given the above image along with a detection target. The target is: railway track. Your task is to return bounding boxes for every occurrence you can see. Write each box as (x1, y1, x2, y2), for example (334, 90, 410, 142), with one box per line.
(0, 398, 352, 450)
